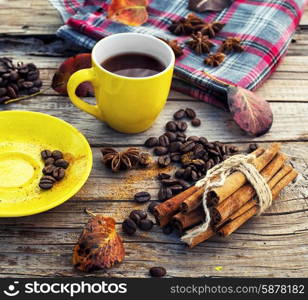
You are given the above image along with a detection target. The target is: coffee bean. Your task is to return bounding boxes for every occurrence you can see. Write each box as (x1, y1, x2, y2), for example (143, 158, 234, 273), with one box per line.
(199, 137, 208, 146)
(158, 186, 173, 202)
(175, 168, 185, 178)
(208, 148, 220, 156)
(26, 70, 39, 81)
(176, 132, 186, 143)
(149, 267, 166, 277)
(10, 83, 19, 93)
(54, 159, 69, 169)
(169, 141, 181, 153)
(41, 149, 52, 160)
(22, 81, 34, 89)
(39, 179, 53, 190)
(192, 159, 205, 169)
(191, 170, 199, 181)
(159, 134, 170, 147)
(144, 137, 158, 148)
(52, 167, 65, 181)
(229, 145, 239, 153)
(9, 70, 19, 81)
(154, 146, 168, 156)
(249, 143, 258, 153)
(164, 132, 177, 142)
(44, 157, 55, 165)
(42, 164, 56, 175)
(6, 86, 16, 98)
(191, 118, 201, 127)
(0, 87, 6, 97)
(170, 152, 181, 162)
(180, 141, 195, 153)
(161, 179, 178, 186)
(177, 121, 187, 132)
(134, 191, 151, 203)
(33, 79, 43, 87)
(187, 136, 199, 142)
(183, 166, 192, 180)
(177, 179, 191, 190)
(148, 201, 159, 214)
(173, 109, 185, 120)
(41, 175, 56, 184)
(122, 218, 137, 235)
(185, 108, 196, 119)
(165, 121, 177, 132)
(170, 184, 183, 194)
(158, 155, 171, 168)
(138, 219, 154, 231)
(129, 210, 147, 223)
(163, 224, 173, 235)
(157, 173, 171, 180)
(52, 150, 63, 160)
(28, 87, 40, 94)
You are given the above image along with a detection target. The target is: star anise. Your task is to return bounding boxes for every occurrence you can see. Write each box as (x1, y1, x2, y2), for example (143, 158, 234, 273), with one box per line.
(204, 52, 226, 67)
(193, 21, 225, 38)
(186, 13, 205, 26)
(186, 32, 214, 55)
(168, 17, 194, 35)
(101, 147, 151, 172)
(219, 37, 244, 53)
(160, 38, 184, 57)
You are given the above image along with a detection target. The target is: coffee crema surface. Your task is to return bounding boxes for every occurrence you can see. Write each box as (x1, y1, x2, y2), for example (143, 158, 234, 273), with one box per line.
(101, 53, 166, 78)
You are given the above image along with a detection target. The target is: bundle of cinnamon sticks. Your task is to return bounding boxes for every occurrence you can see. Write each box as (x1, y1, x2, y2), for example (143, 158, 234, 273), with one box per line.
(154, 143, 298, 248)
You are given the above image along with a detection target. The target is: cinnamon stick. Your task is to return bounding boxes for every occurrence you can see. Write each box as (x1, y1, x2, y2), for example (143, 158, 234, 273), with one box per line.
(172, 208, 204, 233)
(185, 164, 297, 247)
(154, 186, 199, 226)
(212, 152, 287, 224)
(218, 167, 298, 237)
(214, 164, 293, 230)
(185, 227, 215, 249)
(207, 143, 280, 206)
(181, 187, 205, 213)
(180, 148, 265, 214)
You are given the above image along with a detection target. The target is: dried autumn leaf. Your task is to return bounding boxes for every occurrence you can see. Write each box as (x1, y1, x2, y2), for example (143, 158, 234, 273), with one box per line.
(108, 0, 149, 26)
(73, 215, 125, 272)
(227, 86, 273, 136)
(188, 0, 233, 12)
(51, 53, 94, 97)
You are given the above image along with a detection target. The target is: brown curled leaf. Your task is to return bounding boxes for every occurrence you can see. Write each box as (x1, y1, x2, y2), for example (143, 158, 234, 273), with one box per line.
(73, 216, 125, 272)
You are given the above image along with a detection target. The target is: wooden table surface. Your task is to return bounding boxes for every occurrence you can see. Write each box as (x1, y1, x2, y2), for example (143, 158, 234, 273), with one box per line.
(0, 0, 307, 278)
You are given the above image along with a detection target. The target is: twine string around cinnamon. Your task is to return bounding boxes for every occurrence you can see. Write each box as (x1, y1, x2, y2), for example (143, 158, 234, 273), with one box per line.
(181, 153, 273, 244)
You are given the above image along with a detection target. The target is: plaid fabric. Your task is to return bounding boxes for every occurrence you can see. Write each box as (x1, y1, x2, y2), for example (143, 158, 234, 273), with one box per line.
(50, 0, 307, 109)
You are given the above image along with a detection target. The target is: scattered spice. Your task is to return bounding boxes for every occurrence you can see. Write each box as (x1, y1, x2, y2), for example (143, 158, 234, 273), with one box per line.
(186, 32, 214, 55)
(219, 37, 244, 53)
(168, 17, 194, 35)
(101, 147, 152, 172)
(193, 21, 225, 37)
(160, 38, 184, 57)
(204, 52, 226, 67)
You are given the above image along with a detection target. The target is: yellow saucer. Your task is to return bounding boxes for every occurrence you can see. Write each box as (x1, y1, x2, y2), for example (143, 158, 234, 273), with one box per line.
(0, 111, 93, 217)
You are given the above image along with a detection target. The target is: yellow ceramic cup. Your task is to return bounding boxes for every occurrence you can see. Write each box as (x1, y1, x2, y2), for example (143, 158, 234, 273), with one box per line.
(67, 33, 175, 133)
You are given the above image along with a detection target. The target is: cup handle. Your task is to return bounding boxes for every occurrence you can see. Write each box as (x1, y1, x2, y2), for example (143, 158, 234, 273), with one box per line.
(67, 68, 104, 121)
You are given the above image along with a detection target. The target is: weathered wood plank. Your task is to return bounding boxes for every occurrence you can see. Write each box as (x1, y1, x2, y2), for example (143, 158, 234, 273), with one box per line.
(0, 141, 307, 277)
(3, 96, 308, 145)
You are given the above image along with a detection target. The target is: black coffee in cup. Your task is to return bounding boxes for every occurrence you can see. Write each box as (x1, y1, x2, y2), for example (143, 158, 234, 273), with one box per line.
(101, 53, 165, 78)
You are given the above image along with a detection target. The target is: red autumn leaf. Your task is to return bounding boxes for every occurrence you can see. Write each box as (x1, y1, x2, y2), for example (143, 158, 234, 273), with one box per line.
(227, 86, 273, 136)
(108, 0, 149, 26)
(188, 0, 233, 12)
(51, 53, 94, 97)
(73, 215, 125, 272)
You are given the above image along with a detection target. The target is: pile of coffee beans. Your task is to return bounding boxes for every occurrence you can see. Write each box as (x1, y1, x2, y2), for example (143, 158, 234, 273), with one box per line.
(122, 208, 154, 235)
(39, 150, 69, 190)
(0, 57, 42, 104)
(144, 108, 239, 203)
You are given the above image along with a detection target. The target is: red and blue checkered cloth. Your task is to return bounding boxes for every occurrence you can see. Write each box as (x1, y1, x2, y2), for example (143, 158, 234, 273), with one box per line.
(51, 0, 307, 109)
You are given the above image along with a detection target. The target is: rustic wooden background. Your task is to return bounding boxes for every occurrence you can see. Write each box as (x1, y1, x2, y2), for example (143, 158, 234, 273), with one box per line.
(0, 0, 307, 278)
